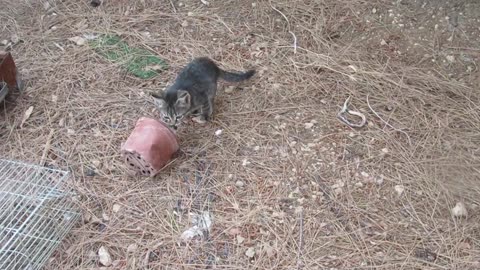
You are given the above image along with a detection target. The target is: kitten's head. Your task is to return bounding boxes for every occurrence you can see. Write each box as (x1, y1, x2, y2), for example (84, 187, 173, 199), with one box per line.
(151, 90, 191, 128)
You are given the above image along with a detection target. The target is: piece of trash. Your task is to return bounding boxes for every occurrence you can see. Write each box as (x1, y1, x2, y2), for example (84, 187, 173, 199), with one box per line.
(180, 211, 213, 241)
(337, 97, 367, 128)
(215, 129, 223, 136)
(20, 106, 34, 128)
(89, 34, 168, 79)
(68, 36, 86, 46)
(98, 246, 112, 266)
(394, 185, 405, 196)
(451, 202, 468, 217)
(245, 247, 255, 258)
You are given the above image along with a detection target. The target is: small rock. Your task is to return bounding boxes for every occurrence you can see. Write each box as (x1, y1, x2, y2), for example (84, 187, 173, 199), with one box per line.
(360, 171, 369, 178)
(98, 246, 112, 266)
(381, 148, 389, 154)
(215, 129, 223, 136)
(85, 168, 96, 177)
(304, 122, 314, 129)
(375, 175, 384, 185)
(181, 21, 189, 27)
(90, 0, 101, 7)
(251, 2, 257, 7)
(112, 204, 121, 213)
(380, 39, 388, 46)
(236, 235, 245, 244)
(355, 182, 364, 188)
(92, 159, 101, 168)
(225, 86, 235, 93)
(0, 39, 8, 46)
(372, 8, 377, 14)
(446, 55, 455, 63)
(253, 146, 260, 151)
(102, 212, 110, 221)
(235, 180, 245, 188)
(451, 202, 468, 217)
(394, 185, 405, 196)
(127, 243, 138, 253)
(68, 36, 86, 46)
(187, 12, 194, 17)
(245, 247, 255, 258)
(242, 159, 250, 166)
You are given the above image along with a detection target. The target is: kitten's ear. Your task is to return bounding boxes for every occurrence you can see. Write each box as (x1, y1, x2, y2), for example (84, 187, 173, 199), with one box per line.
(151, 92, 167, 108)
(176, 90, 191, 108)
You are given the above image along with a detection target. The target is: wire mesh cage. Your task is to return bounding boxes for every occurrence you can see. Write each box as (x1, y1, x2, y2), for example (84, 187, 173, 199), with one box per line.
(0, 159, 80, 270)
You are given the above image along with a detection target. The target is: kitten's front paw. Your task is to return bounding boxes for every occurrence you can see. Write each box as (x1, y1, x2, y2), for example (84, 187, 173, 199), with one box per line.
(192, 116, 207, 124)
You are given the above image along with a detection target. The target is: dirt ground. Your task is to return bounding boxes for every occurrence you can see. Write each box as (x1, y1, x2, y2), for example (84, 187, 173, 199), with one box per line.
(1, 0, 480, 269)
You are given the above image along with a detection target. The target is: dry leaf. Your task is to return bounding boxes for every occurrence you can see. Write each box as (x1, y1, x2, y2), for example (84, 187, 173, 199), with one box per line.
(20, 106, 34, 128)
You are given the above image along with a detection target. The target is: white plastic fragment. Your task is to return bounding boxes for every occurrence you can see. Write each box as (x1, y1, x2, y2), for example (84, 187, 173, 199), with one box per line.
(215, 129, 223, 136)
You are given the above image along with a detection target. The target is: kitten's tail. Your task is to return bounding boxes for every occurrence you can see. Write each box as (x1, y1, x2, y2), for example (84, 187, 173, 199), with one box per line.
(219, 69, 256, 82)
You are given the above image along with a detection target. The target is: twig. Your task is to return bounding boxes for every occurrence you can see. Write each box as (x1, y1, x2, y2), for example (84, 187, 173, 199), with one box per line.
(169, 0, 177, 13)
(40, 129, 54, 166)
(337, 97, 367, 128)
(269, 2, 297, 54)
(366, 94, 412, 146)
(296, 209, 304, 270)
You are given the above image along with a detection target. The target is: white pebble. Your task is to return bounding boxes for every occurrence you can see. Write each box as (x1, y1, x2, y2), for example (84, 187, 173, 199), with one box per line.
(304, 123, 314, 129)
(394, 185, 405, 196)
(372, 8, 377, 14)
(215, 129, 223, 136)
(446, 55, 455, 63)
(451, 202, 468, 217)
(380, 39, 388, 46)
(98, 246, 112, 266)
(235, 180, 245, 188)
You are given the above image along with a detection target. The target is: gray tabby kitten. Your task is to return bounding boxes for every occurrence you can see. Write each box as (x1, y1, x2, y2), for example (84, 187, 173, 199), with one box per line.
(151, 57, 255, 129)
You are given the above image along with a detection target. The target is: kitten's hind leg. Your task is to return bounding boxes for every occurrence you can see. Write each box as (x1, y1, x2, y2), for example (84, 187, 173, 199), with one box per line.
(192, 101, 212, 124)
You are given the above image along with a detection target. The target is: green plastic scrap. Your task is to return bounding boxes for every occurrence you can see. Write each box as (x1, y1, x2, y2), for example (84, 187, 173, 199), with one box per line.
(89, 34, 168, 79)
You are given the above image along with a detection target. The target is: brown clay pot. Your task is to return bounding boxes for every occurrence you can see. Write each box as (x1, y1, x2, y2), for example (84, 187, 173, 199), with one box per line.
(121, 117, 179, 176)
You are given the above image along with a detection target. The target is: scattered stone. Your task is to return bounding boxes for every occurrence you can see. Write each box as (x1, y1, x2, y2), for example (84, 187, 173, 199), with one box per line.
(355, 182, 364, 188)
(127, 243, 138, 253)
(236, 235, 245, 244)
(98, 246, 112, 266)
(215, 129, 223, 136)
(67, 129, 75, 135)
(245, 247, 255, 258)
(251, 2, 257, 7)
(381, 148, 389, 154)
(90, 0, 102, 7)
(102, 212, 110, 221)
(187, 12, 194, 17)
(394, 185, 405, 196)
(451, 202, 468, 217)
(446, 55, 455, 63)
(68, 36, 86, 46)
(372, 8, 377, 14)
(380, 39, 388, 46)
(225, 86, 235, 93)
(304, 122, 314, 129)
(242, 159, 250, 166)
(112, 204, 121, 213)
(235, 180, 245, 188)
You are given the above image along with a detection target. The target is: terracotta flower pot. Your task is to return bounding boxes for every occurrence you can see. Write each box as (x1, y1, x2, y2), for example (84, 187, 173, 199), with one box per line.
(121, 117, 179, 176)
